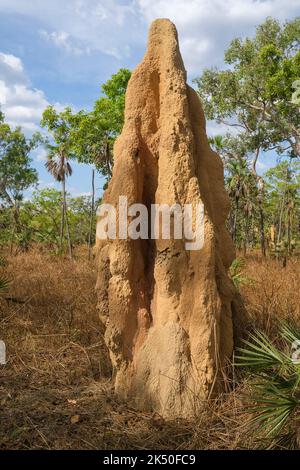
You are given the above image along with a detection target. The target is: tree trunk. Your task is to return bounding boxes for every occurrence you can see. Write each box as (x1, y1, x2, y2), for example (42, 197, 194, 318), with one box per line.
(88, 168, 95, 260)
(276, 191, 285, 262)
(243, 212, 249, 256)
(64, 204, 73, 261)
(233, 196, 239, 244)
(258, 199, 266, 257)
(10, 203, 20, 255)
(60, 180, 65, 250)
(257, 177, 266, 258)
(277, 193, 285, 245)
(251, 148, 266, 257)
(287, 207, 291, 256)
(62, 178, 73, 260)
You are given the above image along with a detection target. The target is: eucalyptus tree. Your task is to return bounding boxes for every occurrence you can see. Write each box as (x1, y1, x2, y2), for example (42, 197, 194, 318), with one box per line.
(195, 17, 300, 255)
(0, 112, 40, 249)
(195, 17, 300, 158)
(70, 68, 131, 258)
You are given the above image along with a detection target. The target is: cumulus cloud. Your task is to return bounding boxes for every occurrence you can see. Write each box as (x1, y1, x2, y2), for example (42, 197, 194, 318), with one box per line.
(0, 0, 298, 77)
(137, 0, 300, 73)
(0, 52, 27, 86)
(0, 0, 137, 60)
(0, 52, 49, 132)
(33, 147, 48, 162)
(0, 2, 299, 137)
(39, 30, 90, 56)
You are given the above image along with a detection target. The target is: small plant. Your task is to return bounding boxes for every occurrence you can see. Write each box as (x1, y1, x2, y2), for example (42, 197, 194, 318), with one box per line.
(0, 255, 10, 297)
(0, 276, 10, 296)
(230, 258, 254, 288)
(236, 322, 300, 448)
(0, 255, 7, 267)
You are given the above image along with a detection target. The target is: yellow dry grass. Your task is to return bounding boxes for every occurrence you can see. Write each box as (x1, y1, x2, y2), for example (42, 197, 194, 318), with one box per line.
(0, 248, 299, 449)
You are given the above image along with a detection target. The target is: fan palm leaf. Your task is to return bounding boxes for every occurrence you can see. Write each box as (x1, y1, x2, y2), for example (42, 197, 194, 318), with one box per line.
(45, 155, 72, 182)
(236, 326, 300, 446)
(0, 275, 9, 295)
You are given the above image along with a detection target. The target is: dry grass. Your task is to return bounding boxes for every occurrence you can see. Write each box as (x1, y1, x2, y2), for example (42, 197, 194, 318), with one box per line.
(242, 254, 300, 334)
(0, 248, 299, 450)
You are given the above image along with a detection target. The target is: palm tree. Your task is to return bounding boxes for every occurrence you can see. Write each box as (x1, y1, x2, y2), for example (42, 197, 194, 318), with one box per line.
(45, 152, 73, 259)
(41, 106, 75, 260)
(226, 157, 253, 245)
(208, 135, 225, 160)
(265, 160, 300, 262)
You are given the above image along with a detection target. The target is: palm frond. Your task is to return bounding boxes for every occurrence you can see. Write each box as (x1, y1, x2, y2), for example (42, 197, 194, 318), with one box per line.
(273, 431, 300, 450)
(45, 158, 62, 181)
(45, 156, 73, 182)
(235, 330, 287, 369)
(238, 327, 300, 446)
(65, 161, 72, 177)
(230, 258, 254, 288)
(0, 275, 10, 295)
(0, 256, 6, 267)
(280, 321, 300, 345)
(249, 389, 298, 437)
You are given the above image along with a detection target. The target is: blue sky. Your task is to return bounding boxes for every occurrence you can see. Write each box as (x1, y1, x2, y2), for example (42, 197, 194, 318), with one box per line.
(0, 0, 299, 198)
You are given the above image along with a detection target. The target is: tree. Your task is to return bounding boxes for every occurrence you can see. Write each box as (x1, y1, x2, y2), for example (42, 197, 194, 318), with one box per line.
(41, 106, 75, 259)
(0, 113, 39, 249)
(264, 159, 300, 258)
(195, 17, 300, 159)
(227, 156, 252, 245)
(209, 134, 257, 252)
(195, 17, 300, 256)
(208, 135, 226, 161)
(70, 68, 131, 258)
(0, 124, 39, 209)
(17, 188, 93, 251)
(71, 68, 131, 178)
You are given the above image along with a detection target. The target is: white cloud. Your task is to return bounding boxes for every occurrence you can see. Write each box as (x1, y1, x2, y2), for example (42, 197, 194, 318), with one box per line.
(38, 180, 56, 189)
(206, 120, 233, 138)
(0, 0, 137, 60)
(73, 191, 92, 197)
(137, 0, 300, 73)
(0, 52, 67, 133)
(0, 52, 49, 132)
(0, 52, 27, 86)
(39, 30, 89, 56)
(256, 160, 267, 170)
(0, 0, 298, 76)
(34, 147, 48, 162)
(0, 0, 299, 135)
(0, 52, 23, 72)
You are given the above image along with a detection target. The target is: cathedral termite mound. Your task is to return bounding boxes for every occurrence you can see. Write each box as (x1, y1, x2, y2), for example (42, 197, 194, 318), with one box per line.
(95, 18, 244, 418)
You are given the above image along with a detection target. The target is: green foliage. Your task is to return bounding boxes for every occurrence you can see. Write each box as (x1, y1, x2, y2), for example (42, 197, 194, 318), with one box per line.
(0, 275, 9, 296)
(70, 68, 131, 180)
(1, 188, 95, 251)
(195, 17, 300, 160)
(205, 25, 300, 260)
(0, 255, 9, 297)
(264, 159, 300, 255)
(236, 322, 300, 447)
(209, 133, 259, 248)
(41, 106, 75, 182)
(229, 258, 254, 288)
(0, 115, 40, 207)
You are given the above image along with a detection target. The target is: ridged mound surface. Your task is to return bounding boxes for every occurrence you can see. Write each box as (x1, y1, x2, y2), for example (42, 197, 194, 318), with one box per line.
(96, 19, 243, 418)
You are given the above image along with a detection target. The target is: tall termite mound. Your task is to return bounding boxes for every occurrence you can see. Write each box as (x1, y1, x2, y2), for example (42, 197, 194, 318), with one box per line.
(96, 18, 243, 418)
